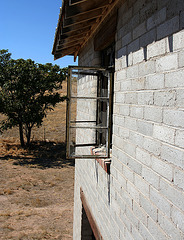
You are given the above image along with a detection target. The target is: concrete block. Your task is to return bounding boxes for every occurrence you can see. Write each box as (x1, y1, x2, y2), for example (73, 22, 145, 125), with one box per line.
(148, 215, 169, 240)
(132, 201, 148, 226)
(160, 178, 184, 212)
(147, 7, 166, 31)
(117, 46, 127, 59)
(118, 126, 130, 139)
(138, 221, 155, 240)
(136, 146, 151, 167)
(131, 226, 145, 240)
(151, 155, 173, 182)
(119, 104, 130, 116)
(156, 54, 178, 72)
(145, 73, 164, 90)
(147, 38, 166, 59)
(143, 137, 161, 156)
(139, 193, 158, 222)
(173, 29, 184, 51)
(171, 205, 184, 233)
(178, 51, 184, 68)
(124, 117, 137, 131)
(174, 168, 184, 190)
(134, 174, 150, 198)
(115, 92, 125, 103)
(138, 91, 154, 105)
(140, 28, 156, 47)
(128, 38, 140, 54)
(125, 92, 137, 104)
(121, 56, 127, 69)
(131, 77, 145, 90)
(133, 21, 146, 39)
(163, 109, 184, 128)
(114, 82, 121, 92)
(116, 69, 126, 81)
(137, 120, 153, 136)
(158, 211, 182, 240)
(130, 106, 144, 119)
(175, 129, 184, 148)
(123, 141, 136, 158)
(150, 186, 171, 217)
(165, 69, 184, 88)
(129, 131, 144, 148)
(144, 106, 162, 123)
(180, 10, 184, 29)
(161, 144, 184, 170)
(115, 58, 122, 71)
(122, 32, 132, 47)
(154, 90, 176, 107)
(157, 16, 179, 40)
(132, 48, 144, 64)
(126, 181, 140, 203)
(153, 124, 175, 144)
(142, 166, 160, 189)
(127, 65, 139, 79)
(123, 165, 134, 183)
(127, 156, 143, 176)
(125, 206, 139, 229)
(139, 60, 156, 77)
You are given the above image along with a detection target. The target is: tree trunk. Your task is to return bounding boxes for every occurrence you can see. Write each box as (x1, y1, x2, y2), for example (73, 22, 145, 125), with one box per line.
(19, 123, 25, 147)
(26, 127, 32, 147)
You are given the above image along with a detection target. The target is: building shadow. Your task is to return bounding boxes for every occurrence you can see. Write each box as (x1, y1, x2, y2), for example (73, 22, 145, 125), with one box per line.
(0, 141, 75, 169)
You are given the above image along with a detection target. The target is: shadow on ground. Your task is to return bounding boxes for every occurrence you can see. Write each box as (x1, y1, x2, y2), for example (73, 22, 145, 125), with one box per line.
(0, 141, 75, 169)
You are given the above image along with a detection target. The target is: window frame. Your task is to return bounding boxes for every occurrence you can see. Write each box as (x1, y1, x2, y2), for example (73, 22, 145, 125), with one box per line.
(66, 66, 114, 159)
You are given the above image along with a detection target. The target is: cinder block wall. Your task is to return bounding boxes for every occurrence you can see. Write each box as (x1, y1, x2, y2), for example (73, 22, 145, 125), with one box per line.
(73, 0, 184, 239)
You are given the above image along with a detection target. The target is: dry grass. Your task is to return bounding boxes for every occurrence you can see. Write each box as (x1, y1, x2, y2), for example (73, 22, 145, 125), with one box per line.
(0, 81, 75, 240)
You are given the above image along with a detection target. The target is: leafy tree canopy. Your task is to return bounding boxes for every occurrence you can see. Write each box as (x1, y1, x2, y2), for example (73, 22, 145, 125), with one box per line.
(0, 49, 67, 147)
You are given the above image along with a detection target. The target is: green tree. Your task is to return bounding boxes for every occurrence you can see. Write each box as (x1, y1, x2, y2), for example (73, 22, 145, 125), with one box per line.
(0, 49, 67, 147)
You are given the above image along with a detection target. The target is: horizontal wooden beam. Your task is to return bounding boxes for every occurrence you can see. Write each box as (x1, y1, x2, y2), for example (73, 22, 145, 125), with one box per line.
(57, 39, 83, 50)
(63, 8, 103, 28)
(80, 189, 103, 240)
(62, 18, 95, 34)
(69, 0, 88, 5)
(61, 26, 91, 39)
(66, 0, 109, 19)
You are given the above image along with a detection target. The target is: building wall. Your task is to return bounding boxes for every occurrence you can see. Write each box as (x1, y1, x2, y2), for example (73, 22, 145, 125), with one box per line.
(73, 0, 184, 239)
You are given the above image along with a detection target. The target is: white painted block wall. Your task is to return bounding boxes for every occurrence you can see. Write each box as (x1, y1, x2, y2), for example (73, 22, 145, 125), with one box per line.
(73, 0, 184, 239)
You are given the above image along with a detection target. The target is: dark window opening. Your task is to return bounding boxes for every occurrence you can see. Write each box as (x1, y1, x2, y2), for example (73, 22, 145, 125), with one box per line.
(81, 206, 96, 240)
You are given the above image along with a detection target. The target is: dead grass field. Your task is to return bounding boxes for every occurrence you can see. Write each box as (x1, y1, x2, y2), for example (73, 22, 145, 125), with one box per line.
(0, 81, 75, 240)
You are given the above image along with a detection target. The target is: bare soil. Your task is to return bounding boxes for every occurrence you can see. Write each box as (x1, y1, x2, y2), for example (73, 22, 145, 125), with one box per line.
(0, 81, 75, 240)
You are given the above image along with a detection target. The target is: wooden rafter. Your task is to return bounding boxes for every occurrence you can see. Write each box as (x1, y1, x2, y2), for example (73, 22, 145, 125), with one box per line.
(52, 0, 120, 60)
(66, 0, 109, 19)
(63, 8, 103, 28)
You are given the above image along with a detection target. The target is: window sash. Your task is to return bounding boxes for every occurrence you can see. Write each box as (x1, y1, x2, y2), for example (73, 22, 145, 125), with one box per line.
(66, 66, 113, 159)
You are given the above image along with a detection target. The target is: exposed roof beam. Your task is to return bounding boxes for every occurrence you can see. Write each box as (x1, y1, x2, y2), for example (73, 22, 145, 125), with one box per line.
(63, 8, 103, 28)
(69, 0, 88, 6)
(61, 26, 91, 39)
(66, 0, 109, 18)
(61, 18, 96, 34)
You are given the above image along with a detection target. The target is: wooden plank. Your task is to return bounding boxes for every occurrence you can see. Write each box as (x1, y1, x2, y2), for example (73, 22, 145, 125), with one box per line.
(55, 44, 80, 58)
(69, 0, 88, 5)
(79, 0, 121, 52)
(62, 18, 96, 34)
(66, 0, 109, 19)
(63, 7, 103, 28)
(57, 39, 83, 50)
(61, 26, 91, 39)
(80, 189, 103, 240)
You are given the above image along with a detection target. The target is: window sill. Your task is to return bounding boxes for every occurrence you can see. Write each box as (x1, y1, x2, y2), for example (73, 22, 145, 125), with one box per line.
(91, 147, 111, 174)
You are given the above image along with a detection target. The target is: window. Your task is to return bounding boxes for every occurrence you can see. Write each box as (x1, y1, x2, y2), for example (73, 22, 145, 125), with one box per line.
(66, 66, 114, 159)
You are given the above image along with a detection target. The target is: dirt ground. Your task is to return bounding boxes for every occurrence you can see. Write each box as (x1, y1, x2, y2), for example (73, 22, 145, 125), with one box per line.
(0, 81, 75, 240)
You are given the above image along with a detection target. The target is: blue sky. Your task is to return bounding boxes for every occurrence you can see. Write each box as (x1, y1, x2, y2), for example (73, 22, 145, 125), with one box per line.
(0, 0, 78, 67)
